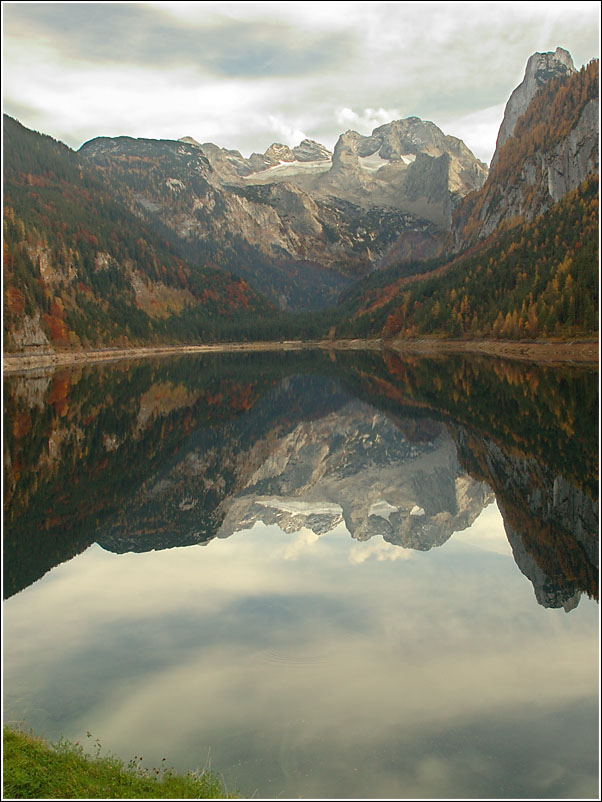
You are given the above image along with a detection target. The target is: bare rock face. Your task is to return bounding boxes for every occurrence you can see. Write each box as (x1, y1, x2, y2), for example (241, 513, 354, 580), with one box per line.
(337, 118, 487, 228)
(200, 138, 332, 177)
(84, 50, 596, 306)
(330, 130, 364, 173)
(340, 117, 488, 195)
(178, 135, 203, 148)
(241, 117, 487, 226)
(173, 118, 487, 275)
(542, 97, 599, 201)
(6, 314, 52, 353)
(245, 143, 297, 174)
(450, 51, 598, 253)
(196, 140, 255, 178)
(452, 96, 599, 250)
(292, 138, 332, 162)
(81, 132, 444, 309)
(368, 117, 455, 160)
(264, 143, 295, 163)
(402, 152, 453, 228)
(491, 47, 576, 168)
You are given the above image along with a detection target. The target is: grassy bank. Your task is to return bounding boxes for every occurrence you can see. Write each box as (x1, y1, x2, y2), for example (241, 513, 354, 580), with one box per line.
(3, 727, 234, 799)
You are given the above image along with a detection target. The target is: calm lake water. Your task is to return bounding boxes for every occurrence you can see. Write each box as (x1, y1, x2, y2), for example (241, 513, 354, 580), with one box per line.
(3, 349, 599, 799)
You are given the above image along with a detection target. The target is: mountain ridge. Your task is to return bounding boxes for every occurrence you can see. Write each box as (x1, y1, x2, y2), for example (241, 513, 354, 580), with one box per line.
(3, 46, 598, 353)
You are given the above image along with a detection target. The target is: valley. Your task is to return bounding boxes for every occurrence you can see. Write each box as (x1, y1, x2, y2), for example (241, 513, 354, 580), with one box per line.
(3, 47, 598, 357)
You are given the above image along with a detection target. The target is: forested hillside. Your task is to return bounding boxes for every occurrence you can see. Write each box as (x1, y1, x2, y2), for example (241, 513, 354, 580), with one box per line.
(334, 175, 598, 340)
(3, 116, 274, 352)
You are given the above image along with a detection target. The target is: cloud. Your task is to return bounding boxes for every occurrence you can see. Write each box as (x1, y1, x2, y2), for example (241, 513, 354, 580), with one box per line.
(335, 106, 403, 134)
(441, 103, 508, 164)
(281, 528, 321, 560)
(264, 115, 308, 149)
(348, 537, 414, 564)
(2, 2, 599, 156)
(4, 510, 598, 797)
(3, 2, 353, 76)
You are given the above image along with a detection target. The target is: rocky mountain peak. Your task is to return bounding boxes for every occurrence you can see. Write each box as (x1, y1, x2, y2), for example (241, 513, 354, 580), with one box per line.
(178, 136, 203, 148)
(264, 142, 295, 163)
(330, 130, 363, 172)
(525, 46, 575, 78)
(292, 138, 332, 162)
(491, 46, 576, 167)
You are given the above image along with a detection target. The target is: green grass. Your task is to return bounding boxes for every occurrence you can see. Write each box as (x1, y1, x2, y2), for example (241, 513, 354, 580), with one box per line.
(3, 727, 234, 799)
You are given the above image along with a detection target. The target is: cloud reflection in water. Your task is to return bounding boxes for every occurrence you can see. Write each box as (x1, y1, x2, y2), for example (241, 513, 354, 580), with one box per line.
(3, 511, 598, 799)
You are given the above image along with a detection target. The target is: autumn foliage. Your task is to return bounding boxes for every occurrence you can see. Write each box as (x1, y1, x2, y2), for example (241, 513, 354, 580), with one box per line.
(337, 175, 598, 341)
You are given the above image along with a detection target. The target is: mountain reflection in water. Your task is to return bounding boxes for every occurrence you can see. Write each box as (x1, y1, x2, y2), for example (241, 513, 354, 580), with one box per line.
(4, 350, 598, 609)
(3, 349, 599, 800)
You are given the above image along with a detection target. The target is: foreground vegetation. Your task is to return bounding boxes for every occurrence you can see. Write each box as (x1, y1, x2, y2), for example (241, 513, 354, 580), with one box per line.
(3, 727, 233, 799)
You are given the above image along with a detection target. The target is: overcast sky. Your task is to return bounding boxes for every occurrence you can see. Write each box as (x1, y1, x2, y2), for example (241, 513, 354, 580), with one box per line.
(2, 1, 599, 165)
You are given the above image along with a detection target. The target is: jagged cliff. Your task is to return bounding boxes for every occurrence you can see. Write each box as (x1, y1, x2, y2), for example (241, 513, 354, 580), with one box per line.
(76, 48, 597, 318)
(3, 46, 597, 339)
(451, 54, 598, 252)
(223, 116, 487, 229)
(2, 117, 274, 353)
(491, 47, 576, 167)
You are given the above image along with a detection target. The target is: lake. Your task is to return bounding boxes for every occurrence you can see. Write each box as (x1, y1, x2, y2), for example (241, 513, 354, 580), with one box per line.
(3, 349, 599, 799)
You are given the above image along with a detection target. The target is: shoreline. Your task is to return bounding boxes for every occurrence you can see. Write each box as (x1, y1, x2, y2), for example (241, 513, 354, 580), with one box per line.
(1, 339, 382, 374)
(388, 337, 599, 364)
(2, 337, 598, 374)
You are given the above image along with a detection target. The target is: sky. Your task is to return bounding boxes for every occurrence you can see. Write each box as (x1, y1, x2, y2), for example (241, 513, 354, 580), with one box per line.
(2, 1, 600, 165)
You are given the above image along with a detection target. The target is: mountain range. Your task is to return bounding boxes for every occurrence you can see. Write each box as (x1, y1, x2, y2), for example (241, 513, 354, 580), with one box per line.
(2, 47, 599, 352)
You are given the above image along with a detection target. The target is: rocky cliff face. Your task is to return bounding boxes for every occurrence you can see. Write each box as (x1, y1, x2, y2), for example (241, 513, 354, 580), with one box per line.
(3, 118, 275, 353)
(193, 137, 333, 179)
(491, 47, 576, 168)
(235, 116, 487, 230)
(536, 97, 599, 201)
(8, 46, 596, 323)
(451, 53, 598, 253)
(171, 117, 488, 285)
(292, 138, 332, 163)
(136, 48, 597, 313)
